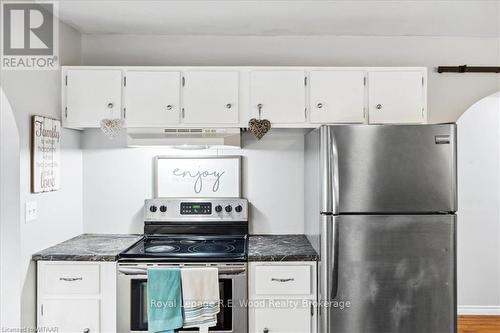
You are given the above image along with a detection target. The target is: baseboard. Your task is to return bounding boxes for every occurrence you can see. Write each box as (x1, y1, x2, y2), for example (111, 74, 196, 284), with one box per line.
(458, 306, 500, 315)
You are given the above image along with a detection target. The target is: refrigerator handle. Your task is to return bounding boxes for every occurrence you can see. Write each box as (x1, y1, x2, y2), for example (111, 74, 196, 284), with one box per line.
(320, 214, 340, 333)
(320, 126, 339, 214)
(330, 216, 339, 299)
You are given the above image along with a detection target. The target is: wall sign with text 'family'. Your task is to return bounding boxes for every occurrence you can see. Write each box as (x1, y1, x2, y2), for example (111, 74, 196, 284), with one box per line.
(155, 156, 241, 198)
(31, 115, 60, 193)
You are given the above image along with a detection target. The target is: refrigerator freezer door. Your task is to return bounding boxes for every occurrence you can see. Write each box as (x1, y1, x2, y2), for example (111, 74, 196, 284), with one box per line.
(320, 214, 456, 333)
(320, 124, 457, 213)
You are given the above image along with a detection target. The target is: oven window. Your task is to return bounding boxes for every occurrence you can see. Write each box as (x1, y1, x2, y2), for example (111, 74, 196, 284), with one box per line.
(131, 279, 148, 331)
(131, 279, 233, 332)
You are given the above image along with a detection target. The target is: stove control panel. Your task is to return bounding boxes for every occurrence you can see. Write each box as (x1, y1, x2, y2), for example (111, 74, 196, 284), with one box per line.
(181, 202, 212, 215)
(145, 198, 248, 221)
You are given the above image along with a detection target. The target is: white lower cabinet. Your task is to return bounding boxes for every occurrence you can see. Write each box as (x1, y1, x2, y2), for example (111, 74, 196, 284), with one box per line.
(41, 299, 100, 333)
(249, 262, 317, 333)
(37, 261, 117, 333)
(254, 307, 313, 333)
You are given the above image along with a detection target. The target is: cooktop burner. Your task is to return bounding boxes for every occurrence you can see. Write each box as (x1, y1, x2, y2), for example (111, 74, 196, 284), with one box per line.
(120, 235, 247, 262)
(145, 245, 180, 253)
(189, 243, 236, 253)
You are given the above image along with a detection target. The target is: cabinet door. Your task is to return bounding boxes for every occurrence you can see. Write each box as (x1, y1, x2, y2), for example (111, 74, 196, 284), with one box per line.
(182, 71, 239, 124)
(65, 70, 122, 127)
(253, 306, 312, 333)
(368, 71, 425, 124)
(250, 71, 306, 124)
(124, 71, 180, 126)
(40, 299, 100, 333)
(309, 71, 366, 124)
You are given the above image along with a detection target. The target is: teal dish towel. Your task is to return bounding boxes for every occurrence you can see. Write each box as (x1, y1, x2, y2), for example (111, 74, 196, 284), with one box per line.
(147, 267, 183, 333)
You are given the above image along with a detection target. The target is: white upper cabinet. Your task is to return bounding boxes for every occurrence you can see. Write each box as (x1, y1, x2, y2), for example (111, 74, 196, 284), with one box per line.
(368, 71, 426, 124)
(124, 71, 181, 127)
(62, 66, 428, 129)
(182, 71, 239, 124)
(250, 70, 306, 124)
(309, 71, 366, 124)
(64, 69, 122, 128)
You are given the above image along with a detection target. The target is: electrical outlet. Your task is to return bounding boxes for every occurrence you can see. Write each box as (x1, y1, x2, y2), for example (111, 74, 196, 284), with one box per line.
(25, 201, 38, 222)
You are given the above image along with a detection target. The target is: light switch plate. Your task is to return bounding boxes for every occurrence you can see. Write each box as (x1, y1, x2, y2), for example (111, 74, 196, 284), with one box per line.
(25, 201, 38, 222)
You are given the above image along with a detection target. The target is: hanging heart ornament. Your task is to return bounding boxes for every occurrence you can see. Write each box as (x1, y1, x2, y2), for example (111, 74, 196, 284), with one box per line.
(100, 118, 123, 139)
(249, 103, 271, 140)
(249, 118, 271, 140)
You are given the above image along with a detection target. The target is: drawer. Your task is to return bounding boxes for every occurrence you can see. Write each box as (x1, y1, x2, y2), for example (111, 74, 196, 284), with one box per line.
(254, 265, 311, 296)
(42, 263, 100, 295)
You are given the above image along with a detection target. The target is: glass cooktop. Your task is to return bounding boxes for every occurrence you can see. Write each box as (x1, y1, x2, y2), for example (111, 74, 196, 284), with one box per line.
(120, 235, 247, 262)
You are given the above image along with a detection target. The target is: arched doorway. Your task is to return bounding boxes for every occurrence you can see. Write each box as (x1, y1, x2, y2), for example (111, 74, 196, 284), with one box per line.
(0, 88, 21, 328)
(457, 91, 500, 315)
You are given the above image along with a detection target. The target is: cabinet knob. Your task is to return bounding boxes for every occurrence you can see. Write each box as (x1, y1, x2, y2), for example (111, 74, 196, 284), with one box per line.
(83, 329, 90, 333)
(107, 102, 114, 109)
(263, 328, 269, 333)
(317, 103, 323, 109)
(376, 104, 382, 110)
(226, 103, 232, 109)
(166, 105, 173, 111)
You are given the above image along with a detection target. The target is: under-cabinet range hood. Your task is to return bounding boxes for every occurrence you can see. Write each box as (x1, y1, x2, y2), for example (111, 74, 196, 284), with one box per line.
(126, 128, 241, 149)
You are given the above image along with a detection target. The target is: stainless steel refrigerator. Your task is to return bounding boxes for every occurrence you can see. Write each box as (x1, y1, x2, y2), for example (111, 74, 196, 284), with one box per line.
(305, 124, 456, 333)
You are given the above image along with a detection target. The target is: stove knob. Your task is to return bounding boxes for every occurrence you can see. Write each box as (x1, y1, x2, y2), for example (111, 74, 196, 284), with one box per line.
(225, 205, 232, 213)
(149, 205, 158, 213)
(235, 205, 243, 213)
(215, 205, 223, 213)
(160, 205, 167, 213)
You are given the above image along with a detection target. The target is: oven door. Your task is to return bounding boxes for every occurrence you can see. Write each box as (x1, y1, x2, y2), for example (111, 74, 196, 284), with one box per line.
(117, 263, 247, 333)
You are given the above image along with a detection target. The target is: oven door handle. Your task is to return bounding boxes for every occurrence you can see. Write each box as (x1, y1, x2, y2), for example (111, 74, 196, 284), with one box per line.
(118, 268, 149, 276)
(118, 267, 246, 276)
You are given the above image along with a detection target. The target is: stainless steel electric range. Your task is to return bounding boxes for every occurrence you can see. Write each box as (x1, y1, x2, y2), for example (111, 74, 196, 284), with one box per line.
(118, 198, 248, 333)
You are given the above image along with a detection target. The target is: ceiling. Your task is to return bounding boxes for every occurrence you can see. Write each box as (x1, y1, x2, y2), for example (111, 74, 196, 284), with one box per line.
(54, 0, 500, 37)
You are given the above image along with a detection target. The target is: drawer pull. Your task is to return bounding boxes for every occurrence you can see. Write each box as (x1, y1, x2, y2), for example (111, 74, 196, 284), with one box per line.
(263, 328, 269, 333)
(271, 278, 294, 282)
(83, 329, 90, 333)
(59, 277, 83, 282)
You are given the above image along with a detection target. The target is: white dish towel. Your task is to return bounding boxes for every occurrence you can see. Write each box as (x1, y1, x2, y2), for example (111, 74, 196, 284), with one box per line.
(181, 267, 220, 333)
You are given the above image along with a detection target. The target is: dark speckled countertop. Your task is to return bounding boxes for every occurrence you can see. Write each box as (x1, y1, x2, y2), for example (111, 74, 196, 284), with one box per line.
(32, 233, 318, 262)
(32, 234, 142, 262)
(248, 234, 318, 261)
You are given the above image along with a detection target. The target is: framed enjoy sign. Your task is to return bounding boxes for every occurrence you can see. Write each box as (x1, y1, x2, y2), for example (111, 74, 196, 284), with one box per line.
(31, 116, 61, 193)
(155, 156, 241, 198)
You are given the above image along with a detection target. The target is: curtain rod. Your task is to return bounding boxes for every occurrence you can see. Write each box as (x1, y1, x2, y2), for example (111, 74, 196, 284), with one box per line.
(437, 65, 500, 73)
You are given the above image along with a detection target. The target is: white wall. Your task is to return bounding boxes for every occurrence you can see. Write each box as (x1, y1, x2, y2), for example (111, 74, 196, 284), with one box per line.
(457, 92, 500, 315)
(82, 129, 305, 234)
(0, 21, 83, 329)
(81, 34, 500, 123)
(0, 89, 21, 329)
